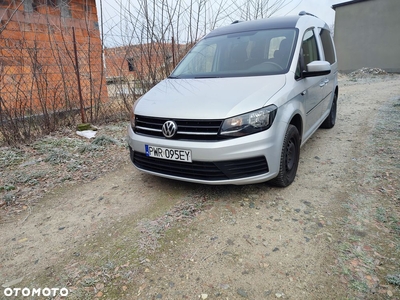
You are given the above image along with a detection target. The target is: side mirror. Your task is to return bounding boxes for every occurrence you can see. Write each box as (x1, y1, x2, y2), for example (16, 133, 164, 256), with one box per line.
(303, 61, 331, 78)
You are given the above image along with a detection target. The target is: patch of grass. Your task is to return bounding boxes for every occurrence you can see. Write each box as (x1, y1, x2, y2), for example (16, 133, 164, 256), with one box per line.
(338, 242, 352, 256)
(60, 175, 73, 182)
(78, 143, 102, 153)
(33, 136, 86, 153)
(391, 223, 400, 235)
(0, 185, 16, 192)
(388, 215, 400, 235)
(45, 149, 72, 165)
(0, 148, 25, 168)
(354, 250, 374, 268)
(338, 240, 374, 270)
(341, 265, 351, 277)
(137, 218, 169, 252)
(3, 193, 15, 205)
(81, 277, 98, 287)
(335, 94, 400, 298)
(350, 280, 369, 293)
(105, 124, 125, 132)
(32, 136, 93, 164)
(348, 236, 361, 242)
(375, 206, 388, 223)
(68, 289, 93, 300)
(67, 161, 82, 172)
(13, 170, 46, 184)
(137, 197, 207, 253)
(102, 261, 116, 272)
(387, 274, 400, 286)
(91, 135, 119, 146)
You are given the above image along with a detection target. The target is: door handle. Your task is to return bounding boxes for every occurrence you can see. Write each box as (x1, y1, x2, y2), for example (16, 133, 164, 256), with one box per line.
(301, 90, 307, 96)
(320, 78, 329, 87)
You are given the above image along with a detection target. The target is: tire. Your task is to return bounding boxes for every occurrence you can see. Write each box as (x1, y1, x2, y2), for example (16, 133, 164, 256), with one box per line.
(271, 124, 300, 187)
(320, 92, 337, 129)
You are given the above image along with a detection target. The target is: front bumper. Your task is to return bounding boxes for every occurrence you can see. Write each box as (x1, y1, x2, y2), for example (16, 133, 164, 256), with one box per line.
(127, 124, 284, 185)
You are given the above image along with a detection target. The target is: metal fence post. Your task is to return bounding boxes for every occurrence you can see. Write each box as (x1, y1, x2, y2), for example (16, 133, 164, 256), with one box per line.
(72, 26, 86, 124)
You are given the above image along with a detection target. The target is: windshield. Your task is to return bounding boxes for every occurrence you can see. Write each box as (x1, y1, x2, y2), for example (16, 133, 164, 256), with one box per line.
(171, 28, 297, 79)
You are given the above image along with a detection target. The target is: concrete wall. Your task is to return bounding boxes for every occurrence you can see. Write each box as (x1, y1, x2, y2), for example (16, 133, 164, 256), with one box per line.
(333, 0, 400, 73)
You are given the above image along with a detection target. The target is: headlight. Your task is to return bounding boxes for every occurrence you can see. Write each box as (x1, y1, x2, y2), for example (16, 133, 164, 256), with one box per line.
(130, 98, 142, 129)
(220, 105, 277, 137)
(130, 105, 136, 129)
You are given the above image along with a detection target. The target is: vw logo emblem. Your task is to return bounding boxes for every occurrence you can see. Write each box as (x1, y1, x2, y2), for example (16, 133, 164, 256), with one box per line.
(162, 120, 178, 138)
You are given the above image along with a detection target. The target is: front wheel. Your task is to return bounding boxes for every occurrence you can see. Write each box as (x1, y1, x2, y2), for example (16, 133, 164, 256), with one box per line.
(271, 125, 300, 187)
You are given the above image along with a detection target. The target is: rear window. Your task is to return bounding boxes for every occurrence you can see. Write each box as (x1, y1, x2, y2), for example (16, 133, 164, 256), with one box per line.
(171, 28, 298, 78)
(319, 28, 336, 64)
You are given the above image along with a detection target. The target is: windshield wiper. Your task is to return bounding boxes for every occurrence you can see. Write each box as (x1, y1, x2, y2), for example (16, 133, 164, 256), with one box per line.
(168, 75, 219, 79)
(194, 76, 219, 79)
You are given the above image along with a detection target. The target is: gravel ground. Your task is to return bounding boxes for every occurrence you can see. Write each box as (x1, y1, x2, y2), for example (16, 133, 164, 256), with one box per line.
(0, 72, 399, 300)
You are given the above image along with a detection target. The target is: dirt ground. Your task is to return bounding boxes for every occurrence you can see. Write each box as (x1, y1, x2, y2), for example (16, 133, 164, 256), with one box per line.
(1, 72, 399, 300)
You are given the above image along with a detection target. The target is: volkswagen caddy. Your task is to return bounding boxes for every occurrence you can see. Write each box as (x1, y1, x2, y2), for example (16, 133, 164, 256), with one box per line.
(128, 12, 338, 187)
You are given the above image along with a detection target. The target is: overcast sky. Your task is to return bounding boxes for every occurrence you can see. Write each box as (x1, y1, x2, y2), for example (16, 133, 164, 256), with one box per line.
(94, 0, 348, 46)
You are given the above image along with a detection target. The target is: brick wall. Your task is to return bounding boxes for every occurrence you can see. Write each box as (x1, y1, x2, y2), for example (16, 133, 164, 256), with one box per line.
(0, 0, 107, 116)
(104, 43, 191, 94)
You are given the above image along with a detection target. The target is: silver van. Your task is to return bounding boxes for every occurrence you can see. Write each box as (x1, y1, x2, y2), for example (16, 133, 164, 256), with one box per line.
(128, 12, 338, 187)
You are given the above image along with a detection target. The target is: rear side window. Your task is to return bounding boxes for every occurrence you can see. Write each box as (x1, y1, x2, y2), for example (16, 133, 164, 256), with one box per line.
(319, 28, 336, 64)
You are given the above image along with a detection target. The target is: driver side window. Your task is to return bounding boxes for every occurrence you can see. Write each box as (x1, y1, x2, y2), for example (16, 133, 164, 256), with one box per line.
(302, 29, 320, 65)
(296, 28, 320, 79)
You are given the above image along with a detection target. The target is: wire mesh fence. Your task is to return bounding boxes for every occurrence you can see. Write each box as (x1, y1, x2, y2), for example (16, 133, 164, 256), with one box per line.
(1, 0, 292, 145)
(0, 26, 193, 145)
(0, 26, 125, 145)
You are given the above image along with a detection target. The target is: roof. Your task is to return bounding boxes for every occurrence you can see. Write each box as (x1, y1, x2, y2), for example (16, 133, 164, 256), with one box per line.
(206, 15, 301, 38)
(332, 0, 373, 10)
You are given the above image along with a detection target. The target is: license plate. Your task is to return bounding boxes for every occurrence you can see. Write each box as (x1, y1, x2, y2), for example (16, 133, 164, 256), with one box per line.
(145, 145, 192, 162)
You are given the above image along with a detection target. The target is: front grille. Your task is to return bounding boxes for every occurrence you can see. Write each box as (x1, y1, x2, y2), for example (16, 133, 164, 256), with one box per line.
(135, 115, 224, 140)
(131, 148, 269, 181)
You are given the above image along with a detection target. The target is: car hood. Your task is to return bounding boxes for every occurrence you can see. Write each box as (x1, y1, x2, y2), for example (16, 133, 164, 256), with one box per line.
(134, 75, 286, 119)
